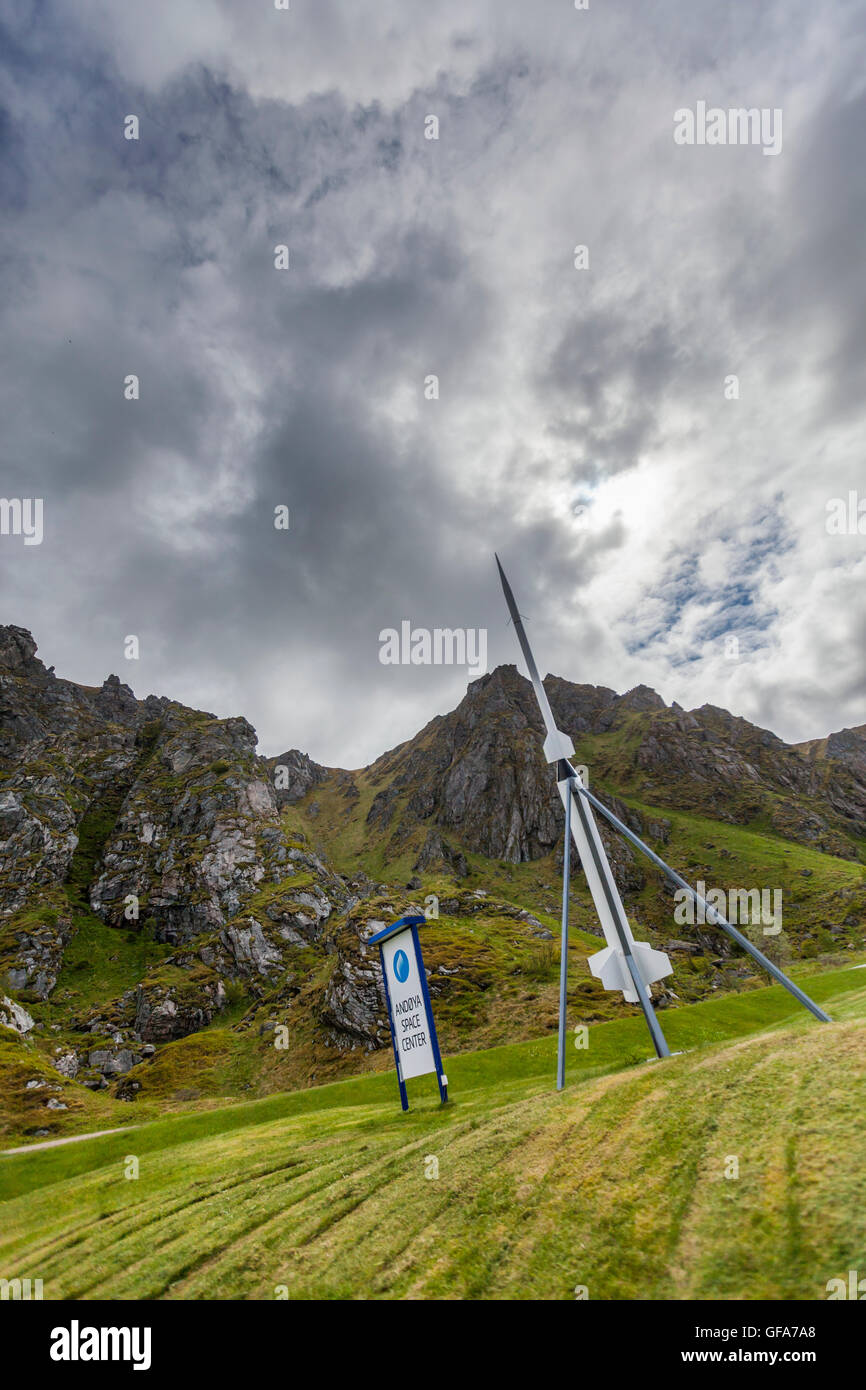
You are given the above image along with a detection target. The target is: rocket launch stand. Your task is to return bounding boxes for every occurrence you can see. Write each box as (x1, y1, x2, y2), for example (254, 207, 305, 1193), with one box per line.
(495, 554, 831, 1091)
(555, 761, 673, 1080)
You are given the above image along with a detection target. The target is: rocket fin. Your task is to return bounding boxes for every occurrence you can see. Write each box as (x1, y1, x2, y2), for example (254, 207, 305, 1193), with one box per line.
(632, 941, 673, 989)
(588, 945, 636, 1001)
(588, 941, 672, 1004)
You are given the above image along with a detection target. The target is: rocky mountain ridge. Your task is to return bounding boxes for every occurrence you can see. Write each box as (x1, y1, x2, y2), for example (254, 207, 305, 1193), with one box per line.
(303, 663, 866, 867)
(1, 625, 863, 1138)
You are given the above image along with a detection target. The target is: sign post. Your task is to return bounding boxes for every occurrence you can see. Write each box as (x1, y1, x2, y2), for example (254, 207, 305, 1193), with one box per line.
(369, 914, 448, 1111)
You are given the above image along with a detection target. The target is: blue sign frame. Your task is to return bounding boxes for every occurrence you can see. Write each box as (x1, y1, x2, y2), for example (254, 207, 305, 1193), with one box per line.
(369, 914, 448, 1112)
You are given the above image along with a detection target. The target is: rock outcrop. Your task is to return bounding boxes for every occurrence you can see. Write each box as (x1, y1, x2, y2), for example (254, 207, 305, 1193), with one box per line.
(133, 974, 228, 1044)
(89, 714, 293, 944)
(267, 749, 328, 807)
(0, 994, 35, 1034)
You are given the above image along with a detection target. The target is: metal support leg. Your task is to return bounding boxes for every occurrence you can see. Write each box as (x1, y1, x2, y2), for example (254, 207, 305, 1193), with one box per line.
(566, 778, 671, 1059)
(557, 777, 572, 1091)
(624, 953, 672, 1059)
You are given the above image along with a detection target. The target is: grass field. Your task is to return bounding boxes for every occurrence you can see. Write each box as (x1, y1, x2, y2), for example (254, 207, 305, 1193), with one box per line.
(1, 963, 865, 1300)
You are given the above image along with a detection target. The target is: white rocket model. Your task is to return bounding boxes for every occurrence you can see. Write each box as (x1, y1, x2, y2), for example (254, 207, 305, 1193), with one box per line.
(561, 766, 673, 1005)
(495, 557, 673, 1050)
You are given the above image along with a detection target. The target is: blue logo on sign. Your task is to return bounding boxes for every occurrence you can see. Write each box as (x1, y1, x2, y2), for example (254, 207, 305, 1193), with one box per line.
(393, 949, 410, 983)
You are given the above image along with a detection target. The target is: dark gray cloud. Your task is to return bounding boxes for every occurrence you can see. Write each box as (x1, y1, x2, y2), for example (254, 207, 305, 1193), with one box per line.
(0, 0, 863, 765)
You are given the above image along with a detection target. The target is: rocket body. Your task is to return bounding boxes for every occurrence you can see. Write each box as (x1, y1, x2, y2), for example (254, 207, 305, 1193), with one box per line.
(559, 772, 672, 1003)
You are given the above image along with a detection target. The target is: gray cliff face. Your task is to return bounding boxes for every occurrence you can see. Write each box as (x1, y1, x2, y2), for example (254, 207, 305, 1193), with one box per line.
(0, 627, 347, 1007)
(363, 666, 673, 871)
(366, 666, 564, 862)
(362, 665, 866, 867)
(3, 914, 76, 999)
(0, 784, 79, 919)
(0, 632, 175, 946)
(89, 714, 288, 944)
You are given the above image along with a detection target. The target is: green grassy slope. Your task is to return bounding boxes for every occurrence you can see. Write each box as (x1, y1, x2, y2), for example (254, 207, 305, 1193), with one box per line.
(2, 965, 865, 1300)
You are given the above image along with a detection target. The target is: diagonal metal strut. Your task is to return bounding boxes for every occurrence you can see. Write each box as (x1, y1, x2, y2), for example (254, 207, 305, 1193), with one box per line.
(575, 781, 831, 1023)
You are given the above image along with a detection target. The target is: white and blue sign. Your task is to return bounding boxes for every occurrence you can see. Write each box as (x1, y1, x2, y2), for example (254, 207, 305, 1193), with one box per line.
(368, 915, 448, 1111)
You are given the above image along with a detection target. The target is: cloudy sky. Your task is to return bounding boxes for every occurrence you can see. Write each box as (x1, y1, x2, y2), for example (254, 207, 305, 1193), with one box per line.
(1, 0, 864, 766)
